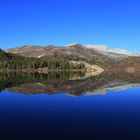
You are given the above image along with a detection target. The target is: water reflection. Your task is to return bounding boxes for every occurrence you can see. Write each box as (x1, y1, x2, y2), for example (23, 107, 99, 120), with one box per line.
(1, 71, 140, 96)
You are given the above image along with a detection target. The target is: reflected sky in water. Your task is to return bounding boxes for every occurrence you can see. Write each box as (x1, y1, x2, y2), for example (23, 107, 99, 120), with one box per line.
(1, 87, 140, 140)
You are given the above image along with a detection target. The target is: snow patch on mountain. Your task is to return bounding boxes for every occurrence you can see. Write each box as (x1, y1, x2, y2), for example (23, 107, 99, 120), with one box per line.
(66, 43, 140, 56)
(84, 44, 140, 56)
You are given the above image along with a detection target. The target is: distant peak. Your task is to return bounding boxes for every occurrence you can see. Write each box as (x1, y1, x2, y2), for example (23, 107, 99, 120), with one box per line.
(66, 43, 84, 50)
(65, 43, 82, 47)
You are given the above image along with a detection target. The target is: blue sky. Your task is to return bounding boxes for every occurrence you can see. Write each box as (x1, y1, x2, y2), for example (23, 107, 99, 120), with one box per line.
(0, 0, 140, 51)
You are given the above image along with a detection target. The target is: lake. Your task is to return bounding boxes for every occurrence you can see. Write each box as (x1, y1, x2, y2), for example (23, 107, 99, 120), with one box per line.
(0, 71, 140, 140)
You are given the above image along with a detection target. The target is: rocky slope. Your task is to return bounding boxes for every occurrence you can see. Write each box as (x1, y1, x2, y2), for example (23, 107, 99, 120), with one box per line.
(8, 44, 119, 63)
(9, 43, 138, 60)
(8, 43, 140, 70)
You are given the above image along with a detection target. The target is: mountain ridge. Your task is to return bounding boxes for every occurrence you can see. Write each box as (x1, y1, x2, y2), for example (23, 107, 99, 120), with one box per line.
(8, 43, 140, 60)
(8, 43, 131, 62)
(8, 44, 114, 64)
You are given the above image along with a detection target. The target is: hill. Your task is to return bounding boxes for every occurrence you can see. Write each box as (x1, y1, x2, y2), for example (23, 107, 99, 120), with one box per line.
(8, 44, 117, 64)
(0, 48, 103, 73)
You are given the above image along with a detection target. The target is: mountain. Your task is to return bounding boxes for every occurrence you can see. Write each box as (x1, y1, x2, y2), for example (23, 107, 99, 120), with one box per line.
(9, 43, 139, 61)
(0, 47, 105, 72)
(8, 44, 112, 60)
(84, 44, 140, 57)
(6, 43, 140, 71)
(8, 44, 128, 66)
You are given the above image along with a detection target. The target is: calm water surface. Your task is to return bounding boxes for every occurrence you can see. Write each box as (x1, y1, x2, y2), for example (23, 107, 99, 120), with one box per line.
(0, 72, 140, 140)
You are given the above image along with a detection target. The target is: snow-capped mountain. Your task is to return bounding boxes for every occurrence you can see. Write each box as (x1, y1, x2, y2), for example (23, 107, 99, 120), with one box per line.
(65, 43, 140, 58)
(84, 44, 140, 57)
(8, 43, 140, 60)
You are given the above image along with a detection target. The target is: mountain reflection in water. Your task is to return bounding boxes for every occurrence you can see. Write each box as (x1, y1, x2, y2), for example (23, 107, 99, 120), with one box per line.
(1, 70, 140, 96)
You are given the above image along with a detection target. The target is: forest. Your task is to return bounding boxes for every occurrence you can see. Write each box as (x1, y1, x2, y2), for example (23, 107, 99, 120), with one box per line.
(0, 49, 85, 71)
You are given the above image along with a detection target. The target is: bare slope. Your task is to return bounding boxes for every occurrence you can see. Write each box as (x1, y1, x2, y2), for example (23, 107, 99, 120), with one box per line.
(8, 44, 115, 63)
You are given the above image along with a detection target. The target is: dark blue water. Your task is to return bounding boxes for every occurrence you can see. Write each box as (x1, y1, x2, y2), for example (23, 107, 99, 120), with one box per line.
(0, 88, 140, 140)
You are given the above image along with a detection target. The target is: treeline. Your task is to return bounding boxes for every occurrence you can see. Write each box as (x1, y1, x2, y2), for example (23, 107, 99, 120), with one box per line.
(0, 49, 85, 70)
